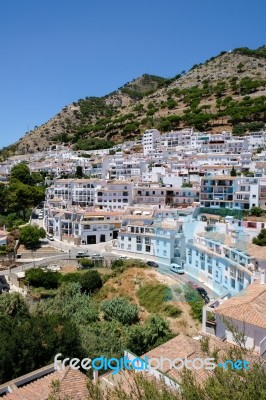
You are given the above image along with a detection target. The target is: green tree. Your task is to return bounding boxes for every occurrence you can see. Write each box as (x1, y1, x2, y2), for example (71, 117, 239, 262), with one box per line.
(0, 183, 8, 212)
(25, 268, 60, 289)
(35, 282, 99, 325)
(75, 166, 83, 178)
(101, 297, 139, 325)
(79, 270, 103, 293)
(253, 229, 266, 246)
(249, 207, 264, 217)
(10, 163, 32, 185)
(230, 166, 237, 176)
(19, 225, 46, 248)
(0, 292, 29, 318)
(127, 315, 173, 355)
(0, 315, 83, 385)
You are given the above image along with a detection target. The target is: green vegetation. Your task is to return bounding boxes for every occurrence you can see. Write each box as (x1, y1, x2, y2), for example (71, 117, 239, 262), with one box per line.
(78, 258, 94, 269)
(100, 297, 139, 325)
(233, 45, 266, 59)
(126, 315, 173, 356)
(86, 351, 266, 400)
(244, 206, 266, 217)
(0, 292, 83, 385)
(230, 166, 237, 176)
(183, 284, 204, 321)
(73, 138, 114, 151)
(137, 283, 181, 317)
(25, 268, 60, 289)
(120, 74, 167, 100)
(0, 163, 45, 228)
(19, 225, 46, 248)
(200, 207, 244, 219)
(253, 229, 266, 246)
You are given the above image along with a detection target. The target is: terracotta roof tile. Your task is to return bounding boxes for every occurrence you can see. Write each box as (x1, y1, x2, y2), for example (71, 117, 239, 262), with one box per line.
(2, 368, 88, 400)
(214, 283, 266, 328)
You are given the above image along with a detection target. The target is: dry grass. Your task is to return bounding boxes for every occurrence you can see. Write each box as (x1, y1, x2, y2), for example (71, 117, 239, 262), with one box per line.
(94, 267, 199, 333)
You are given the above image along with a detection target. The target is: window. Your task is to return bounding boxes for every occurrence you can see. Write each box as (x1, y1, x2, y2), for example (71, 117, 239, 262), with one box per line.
(145, 245, 151, 252)
(237, 271, 244, 284)
(215, 271, 219, 278)
(128, 244, 131, 250)
(121, 236, 124, 241)
(121, 243, 124, 249)
(136, 237, 141, 243)
(137, 244, 142, 251)
(231, 278, 235, 288)
(208, 264, 212, 274)
(196, 261, 198, 268)
(163, 250, 167, 256)
(145, 237, 150, 244)
(128, 237, 131, 242)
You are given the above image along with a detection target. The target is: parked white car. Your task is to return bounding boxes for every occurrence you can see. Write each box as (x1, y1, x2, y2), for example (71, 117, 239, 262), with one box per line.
(170, 263, 185, 274)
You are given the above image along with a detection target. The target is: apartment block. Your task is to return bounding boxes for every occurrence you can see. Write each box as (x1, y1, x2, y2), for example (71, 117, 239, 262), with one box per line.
(95, 181, 134, 210)
(142, 129, 160, 156)
(200, 176, 235, 209)
(118, 217, 185, 265)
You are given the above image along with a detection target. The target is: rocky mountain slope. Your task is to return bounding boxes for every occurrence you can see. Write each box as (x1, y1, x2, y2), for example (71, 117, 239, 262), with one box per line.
(6, 46, 266, 155)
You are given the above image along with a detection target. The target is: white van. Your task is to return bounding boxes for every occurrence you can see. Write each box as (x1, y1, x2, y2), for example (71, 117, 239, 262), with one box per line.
(170, 263, 185, 274)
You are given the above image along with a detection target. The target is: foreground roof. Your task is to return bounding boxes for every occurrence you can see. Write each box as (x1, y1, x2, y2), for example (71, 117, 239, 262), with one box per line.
(214, 283, 266, 328)
(1, 366, 88, 400)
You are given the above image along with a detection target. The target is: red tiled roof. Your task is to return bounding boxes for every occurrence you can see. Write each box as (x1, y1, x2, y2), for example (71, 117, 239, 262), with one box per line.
(2, 368, 89, 400)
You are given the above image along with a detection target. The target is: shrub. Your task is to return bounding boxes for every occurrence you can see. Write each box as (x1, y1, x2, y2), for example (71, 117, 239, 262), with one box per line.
(162, 304, 182, 317)
(78, 258, 94, 269)
(253, 229, 266, 246)
(100, 297, 139, 325)
(25, 268, 60, 289)
(79, 270, 102, 293)
(184, 284, 204, 321)
(137, 284, 175, 315)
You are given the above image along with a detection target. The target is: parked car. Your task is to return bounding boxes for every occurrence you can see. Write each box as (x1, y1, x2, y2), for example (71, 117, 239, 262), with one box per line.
(170, 263, 185, 274)
(76, 251, 88, 258)
(92, 253, 104, 260)
(188, 280, 199, 289)
(146, 261, 159, 268)
(196, 287, 210, 304)
(119, 256, 127, 260)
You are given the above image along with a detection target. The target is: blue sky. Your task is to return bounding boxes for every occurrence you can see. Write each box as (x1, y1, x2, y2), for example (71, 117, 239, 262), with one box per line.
(0, 0, 265, 148)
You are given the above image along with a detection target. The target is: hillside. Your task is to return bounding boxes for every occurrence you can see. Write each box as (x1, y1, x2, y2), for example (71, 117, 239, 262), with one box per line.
(6, 45, 266, 154)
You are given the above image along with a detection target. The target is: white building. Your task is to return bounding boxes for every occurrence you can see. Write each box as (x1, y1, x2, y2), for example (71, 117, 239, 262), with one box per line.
(95, 181, 134, 210)
(186, 218, 266, 296)
(117, 217, 185, 266)
(202, 282, 266, 356)
(142, 129, 160, 156)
